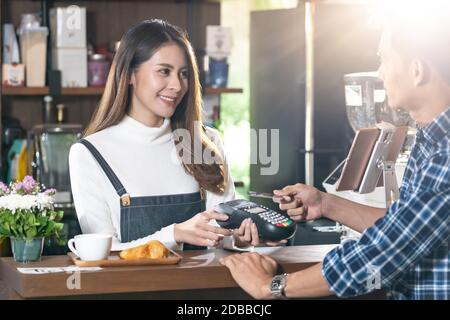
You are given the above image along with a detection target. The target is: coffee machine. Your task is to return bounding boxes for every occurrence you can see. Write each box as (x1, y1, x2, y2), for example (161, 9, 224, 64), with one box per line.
(28, 124, 81, 203)
(28, 124, 83, 253)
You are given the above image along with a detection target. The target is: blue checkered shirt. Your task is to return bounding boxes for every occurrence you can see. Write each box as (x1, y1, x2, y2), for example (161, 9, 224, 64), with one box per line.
(322, 107, 450, 300)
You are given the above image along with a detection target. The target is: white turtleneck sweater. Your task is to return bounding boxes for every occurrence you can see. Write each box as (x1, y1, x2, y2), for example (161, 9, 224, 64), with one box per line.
(69, 115, 236, 251)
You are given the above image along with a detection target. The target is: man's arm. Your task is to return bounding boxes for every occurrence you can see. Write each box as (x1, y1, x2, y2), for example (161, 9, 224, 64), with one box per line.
(322, 193, 386, 233)
(219, 252, 332, 299)
(284, 262, 332, 298)
(322, 152, 450, 297)
(224, 183, 449, 299)
(274, 184, 386, 233)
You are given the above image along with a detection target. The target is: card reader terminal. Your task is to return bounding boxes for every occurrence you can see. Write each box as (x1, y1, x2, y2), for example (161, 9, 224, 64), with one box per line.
(215, 199, 297, 242)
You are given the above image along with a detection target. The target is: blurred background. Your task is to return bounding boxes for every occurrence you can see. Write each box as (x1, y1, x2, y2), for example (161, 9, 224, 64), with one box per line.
(0, 0, 417, 254)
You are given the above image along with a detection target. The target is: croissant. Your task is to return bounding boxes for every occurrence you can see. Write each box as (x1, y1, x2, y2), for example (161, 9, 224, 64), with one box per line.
(119, 240, 170, 260)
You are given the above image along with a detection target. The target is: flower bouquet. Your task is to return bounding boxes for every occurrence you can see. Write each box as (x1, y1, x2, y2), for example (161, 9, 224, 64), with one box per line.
(0, 176, 64, 263)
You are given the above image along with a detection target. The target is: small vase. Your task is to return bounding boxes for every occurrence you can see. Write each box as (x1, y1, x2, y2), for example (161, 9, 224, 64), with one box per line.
(10, 237, 44, 263)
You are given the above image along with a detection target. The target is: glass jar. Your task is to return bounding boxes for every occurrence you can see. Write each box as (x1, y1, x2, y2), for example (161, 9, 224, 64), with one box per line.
(88, 54, 110, 87)
(10, 237, 44, 263)
(208, 58, 229, 88)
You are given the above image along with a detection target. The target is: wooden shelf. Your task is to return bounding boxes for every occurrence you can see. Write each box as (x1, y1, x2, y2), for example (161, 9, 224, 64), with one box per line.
(1, 86, 104, 96)
(1, 86, 243, 96)
(204, 87, 243, 94)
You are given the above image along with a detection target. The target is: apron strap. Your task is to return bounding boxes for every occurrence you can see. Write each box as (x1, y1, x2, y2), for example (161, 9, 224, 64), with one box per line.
(77, 139, 129, 202)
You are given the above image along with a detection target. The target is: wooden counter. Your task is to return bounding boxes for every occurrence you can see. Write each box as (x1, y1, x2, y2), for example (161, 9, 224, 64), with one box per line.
(0, 245, 339, 299)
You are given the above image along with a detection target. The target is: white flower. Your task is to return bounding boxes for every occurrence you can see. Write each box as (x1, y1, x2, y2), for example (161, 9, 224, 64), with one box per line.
(0, 193, 54, 213)
(36, 193, 54, 210)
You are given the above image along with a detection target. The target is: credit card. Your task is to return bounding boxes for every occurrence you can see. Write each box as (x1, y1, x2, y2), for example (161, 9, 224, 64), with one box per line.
(248, 191, 275, 199)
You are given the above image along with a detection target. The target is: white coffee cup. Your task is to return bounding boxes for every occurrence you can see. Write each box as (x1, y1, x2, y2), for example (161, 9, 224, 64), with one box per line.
(68, 234, 112, 261)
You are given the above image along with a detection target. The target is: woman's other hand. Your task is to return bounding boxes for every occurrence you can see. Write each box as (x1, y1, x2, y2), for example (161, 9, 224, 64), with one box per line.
(232, 218, 288, 247)
(232, 218, 260, 247)
(173, 208, 232, 247)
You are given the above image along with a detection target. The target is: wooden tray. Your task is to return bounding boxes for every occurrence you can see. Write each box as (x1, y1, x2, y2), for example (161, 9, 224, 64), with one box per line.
(68, 250, 182, 267)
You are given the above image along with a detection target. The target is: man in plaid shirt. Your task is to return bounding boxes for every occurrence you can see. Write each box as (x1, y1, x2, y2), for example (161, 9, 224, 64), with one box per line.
(220, 2, 450, 299)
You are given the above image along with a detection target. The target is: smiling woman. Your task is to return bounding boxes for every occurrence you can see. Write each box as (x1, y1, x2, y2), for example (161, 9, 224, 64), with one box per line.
(69, 19, 261, 253)
(128, 43, 189, 127)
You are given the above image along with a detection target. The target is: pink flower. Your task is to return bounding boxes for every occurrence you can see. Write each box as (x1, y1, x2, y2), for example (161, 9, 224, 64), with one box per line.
(44, 188, 57, 196)
(0, 182, 9, 195)
(9, 176, 41, 195)
(22, 175, 39, 194)
(12, 182, 24, 194)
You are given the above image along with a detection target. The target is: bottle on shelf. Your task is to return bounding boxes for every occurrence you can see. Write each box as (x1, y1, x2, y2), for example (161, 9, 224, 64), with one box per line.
(42, 95, 55, 124)
(56, 104, 67, 124)
(88, 53, 110, 87)
(208, 57, 229, 88)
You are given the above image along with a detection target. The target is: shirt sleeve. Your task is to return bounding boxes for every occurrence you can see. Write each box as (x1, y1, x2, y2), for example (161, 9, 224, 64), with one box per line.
(69, 143, 181, 251)
(322, 152, 450, 297)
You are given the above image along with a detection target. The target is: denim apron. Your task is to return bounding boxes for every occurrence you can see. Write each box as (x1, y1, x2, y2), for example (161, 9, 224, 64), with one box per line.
(78, 139, 206, 250)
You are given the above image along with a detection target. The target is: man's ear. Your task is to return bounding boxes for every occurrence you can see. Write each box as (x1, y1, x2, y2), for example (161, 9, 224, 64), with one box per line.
(411, 59, 429, 86)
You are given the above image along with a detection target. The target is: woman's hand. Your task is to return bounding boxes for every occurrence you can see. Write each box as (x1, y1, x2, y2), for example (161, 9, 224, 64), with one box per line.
(232, 218, 288, 247)
(173, 208, 232, 247)
(232, 218, 260, 247)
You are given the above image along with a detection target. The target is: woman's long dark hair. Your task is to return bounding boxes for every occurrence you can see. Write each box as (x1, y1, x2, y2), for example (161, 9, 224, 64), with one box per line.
(84, 19, 226, 193)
